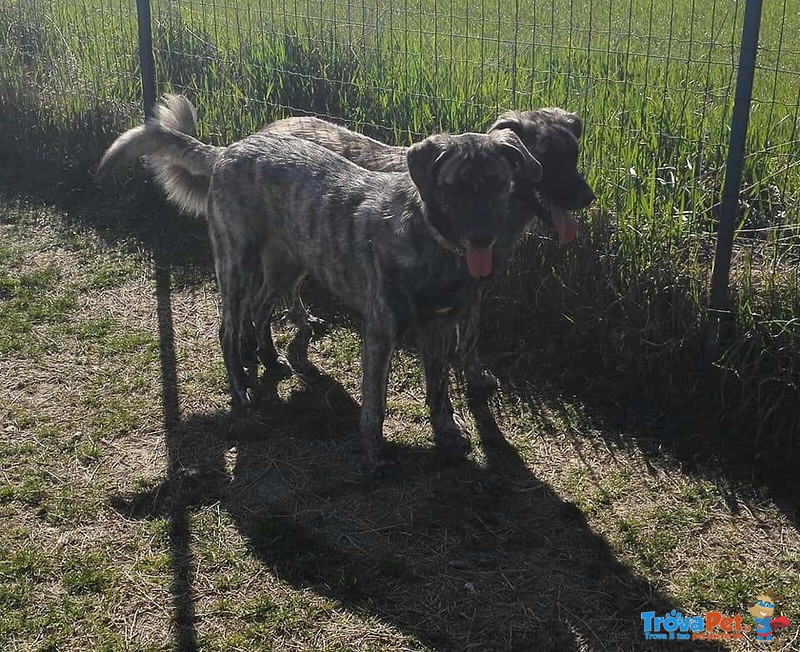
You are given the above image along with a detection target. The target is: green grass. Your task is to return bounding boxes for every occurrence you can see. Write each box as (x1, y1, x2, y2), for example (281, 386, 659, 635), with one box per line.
(0, 3, 799, 644)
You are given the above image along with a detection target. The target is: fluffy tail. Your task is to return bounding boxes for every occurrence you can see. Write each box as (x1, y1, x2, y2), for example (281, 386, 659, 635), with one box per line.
(97, 94, 221, 217)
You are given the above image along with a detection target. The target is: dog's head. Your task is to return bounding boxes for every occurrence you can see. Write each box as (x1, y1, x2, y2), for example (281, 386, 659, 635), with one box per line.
(488, 107, 596, 243)
(407, 130, 542, 279)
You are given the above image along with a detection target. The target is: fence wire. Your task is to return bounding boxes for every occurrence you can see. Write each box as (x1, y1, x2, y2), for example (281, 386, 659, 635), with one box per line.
(1, 0, 799, 440)
(1, 0, 798, 323)
(3, 1, 798, 227)
(145, 0, 798, 286)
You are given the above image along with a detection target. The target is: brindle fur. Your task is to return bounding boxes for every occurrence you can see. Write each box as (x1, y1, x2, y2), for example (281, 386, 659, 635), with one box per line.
(98, 95, 543, 473)
(261, 109, 595, 387)
(262, 107, 595, 218)
(131, 98, 595, 389)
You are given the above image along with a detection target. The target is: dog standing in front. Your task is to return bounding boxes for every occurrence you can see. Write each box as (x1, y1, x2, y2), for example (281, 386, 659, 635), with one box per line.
(144, 98, 595, 389)
(98, 96, 543, 473)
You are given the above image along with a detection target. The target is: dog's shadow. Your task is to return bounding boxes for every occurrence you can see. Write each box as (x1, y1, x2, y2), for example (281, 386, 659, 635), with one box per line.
(113, 330, 724, 651)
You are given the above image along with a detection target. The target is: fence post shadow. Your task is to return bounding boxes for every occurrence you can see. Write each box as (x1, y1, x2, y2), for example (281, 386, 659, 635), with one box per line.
(153, 245, 198, 651)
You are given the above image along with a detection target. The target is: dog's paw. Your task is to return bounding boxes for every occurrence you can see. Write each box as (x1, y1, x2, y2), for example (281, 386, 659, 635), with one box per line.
(262, 355, 294, 380)
(363, 445, 401, 480)
(305, 314, 330, 339)
(433, 418, 472, 456)
(465, 366, 499, 392)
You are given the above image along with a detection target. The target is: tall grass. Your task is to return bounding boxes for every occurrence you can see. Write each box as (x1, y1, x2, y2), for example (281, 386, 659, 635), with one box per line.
(0, 0, 798, 481)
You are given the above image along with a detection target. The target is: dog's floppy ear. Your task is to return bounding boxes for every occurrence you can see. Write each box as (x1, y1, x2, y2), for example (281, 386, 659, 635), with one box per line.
(559, 110, 583, 140)
(406, 134, 453, 200)
(491, 128, 542, 182)
(491, 107, 584, 141)
(487, 110, 524, 137)
(542, 107, 583, 140)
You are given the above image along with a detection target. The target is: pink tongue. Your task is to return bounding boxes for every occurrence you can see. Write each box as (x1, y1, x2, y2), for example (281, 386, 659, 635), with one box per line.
(552, 207, 578, 244)
(465, 246, 492, 278)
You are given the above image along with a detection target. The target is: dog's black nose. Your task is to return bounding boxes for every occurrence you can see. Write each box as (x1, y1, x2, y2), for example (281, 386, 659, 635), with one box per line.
(579, 187, 596, 209)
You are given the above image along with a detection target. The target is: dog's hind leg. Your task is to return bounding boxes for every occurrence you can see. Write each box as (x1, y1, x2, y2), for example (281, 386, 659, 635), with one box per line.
(240, 318, 260, 386)
(251, 290, 293, 380)
(251, 249, 304, 377)
(420, 325, 472, 456)
(217, 262, 255, 406)
(239, 267, 264, 387)
(210, 205, 263, 406)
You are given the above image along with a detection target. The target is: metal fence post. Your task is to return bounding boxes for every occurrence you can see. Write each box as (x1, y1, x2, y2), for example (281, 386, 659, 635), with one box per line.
(704, 0, 764, 363)
(136, 0, 157, 119)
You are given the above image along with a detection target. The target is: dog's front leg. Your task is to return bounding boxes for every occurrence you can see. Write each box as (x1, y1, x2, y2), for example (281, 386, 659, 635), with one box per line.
(459, 301, 499, 391)
(420, 325, 472, 456)
(359, 314, 397, 474)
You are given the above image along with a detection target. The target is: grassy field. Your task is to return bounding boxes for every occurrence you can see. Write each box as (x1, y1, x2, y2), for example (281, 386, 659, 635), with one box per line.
(1, 0, 799, 649)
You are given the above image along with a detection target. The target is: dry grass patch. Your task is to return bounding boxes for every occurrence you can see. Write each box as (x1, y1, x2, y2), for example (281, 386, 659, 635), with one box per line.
(1, 196, 799, 650)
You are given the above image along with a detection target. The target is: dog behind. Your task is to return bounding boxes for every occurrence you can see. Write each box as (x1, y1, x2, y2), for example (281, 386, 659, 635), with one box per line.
(262, 108, 594, 239)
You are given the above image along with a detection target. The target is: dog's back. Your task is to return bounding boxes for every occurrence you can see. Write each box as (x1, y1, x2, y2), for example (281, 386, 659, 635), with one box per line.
(261, 117, 407, 173)
(208, 132, 417, 314)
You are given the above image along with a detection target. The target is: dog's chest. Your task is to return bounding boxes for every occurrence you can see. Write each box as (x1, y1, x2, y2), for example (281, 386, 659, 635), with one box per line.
(375, 214, 483, 331)
(387, 260, 480, 330)
(416, 274, 475, 316)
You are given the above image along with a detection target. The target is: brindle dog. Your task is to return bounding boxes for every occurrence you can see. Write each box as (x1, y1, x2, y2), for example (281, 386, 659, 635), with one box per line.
(138, 96, 595, 389)
(261, 108, 595, 387)
(98, 95, 542, 473)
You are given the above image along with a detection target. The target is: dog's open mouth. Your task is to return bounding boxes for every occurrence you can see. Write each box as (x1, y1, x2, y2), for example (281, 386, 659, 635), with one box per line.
(465, 244, 493, 278)
(533, 188, 578, 245)
(551, 205, 578, 244)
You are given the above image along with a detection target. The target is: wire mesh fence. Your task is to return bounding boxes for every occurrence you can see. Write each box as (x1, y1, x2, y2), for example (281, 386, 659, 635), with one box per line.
(0, 0, 798, 441)
(3, 1, 798, 227)
(0, 0, 140, 153)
